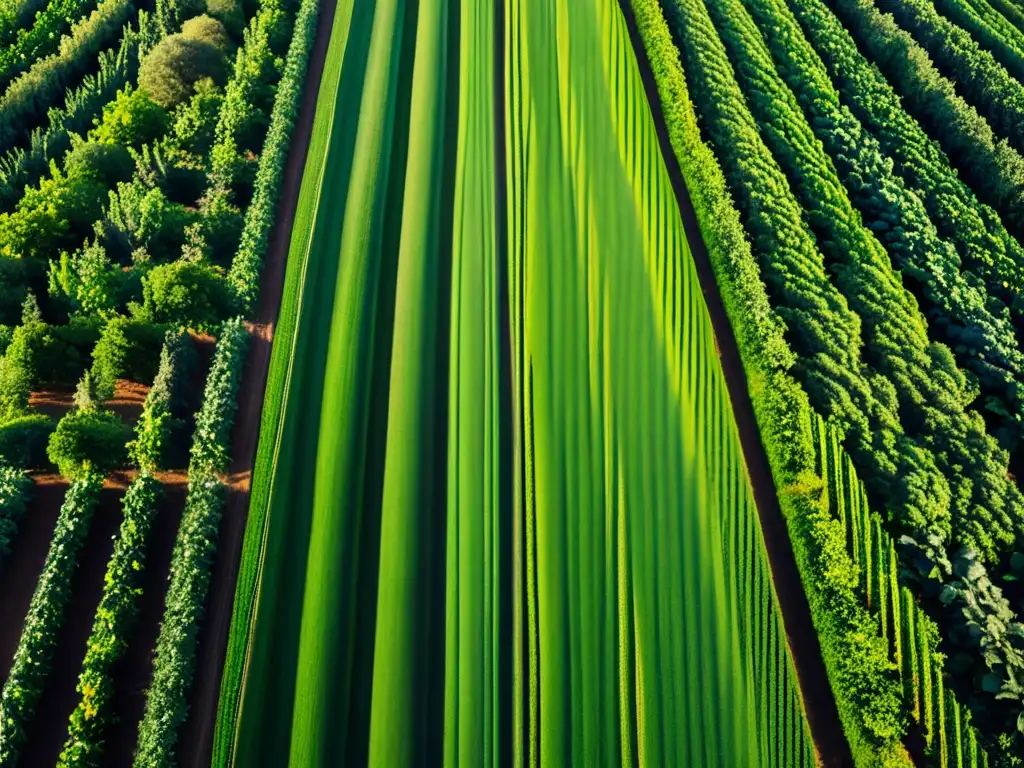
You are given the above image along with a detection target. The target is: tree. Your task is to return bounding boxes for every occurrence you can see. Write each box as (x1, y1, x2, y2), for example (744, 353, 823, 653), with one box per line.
(138, 17, 231, 108)
(20, 293, 41, 325)
(47, 410, 132, 479)
(139, 259, 234, 327)
(91, 86, 170, 148)
(64, 140, 135, 187)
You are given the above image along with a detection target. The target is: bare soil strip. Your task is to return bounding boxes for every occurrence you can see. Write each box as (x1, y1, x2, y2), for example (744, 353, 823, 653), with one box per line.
(616, 1, 853, 764)
(177, 0, 343, 761)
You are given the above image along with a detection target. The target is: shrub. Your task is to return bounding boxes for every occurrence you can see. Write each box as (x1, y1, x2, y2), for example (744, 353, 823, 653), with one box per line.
(0, 325, 12, 356)
(128, 331, 196, 471)
(92, 85, 169, 148)
(90, 317, 164, 399)
(206, 0, 244, 37)
(102, 179, 198, 261)
(64, 141, 135, 187)
(190, 316, 248, 474)
(47, 410, 132, 479)
(138, 17, 231, 108)
(0, 414, 56, 470)
(140, 259, 234, 328)
(4, 318, 100, 390)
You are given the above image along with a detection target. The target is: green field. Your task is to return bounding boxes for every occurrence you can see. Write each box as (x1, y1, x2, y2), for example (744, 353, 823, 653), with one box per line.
(214, 0, 816, 763)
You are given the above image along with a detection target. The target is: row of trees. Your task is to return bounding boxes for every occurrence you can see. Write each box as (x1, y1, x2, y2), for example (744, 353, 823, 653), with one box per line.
(929, 0, 1024, 84)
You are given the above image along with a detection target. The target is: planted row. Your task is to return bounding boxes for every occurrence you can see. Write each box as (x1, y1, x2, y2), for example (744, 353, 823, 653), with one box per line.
(0, 466, 30, 568)
(0, 475, 103, 765)
(58, 473, 162, 767)
(0, 0, 101, 93)
(134, 318, 248, 764)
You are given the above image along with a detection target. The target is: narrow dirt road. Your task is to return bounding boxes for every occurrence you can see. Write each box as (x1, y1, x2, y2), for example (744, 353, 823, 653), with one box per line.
(616, 1, 853, 765)
(178, 0, 342, 762)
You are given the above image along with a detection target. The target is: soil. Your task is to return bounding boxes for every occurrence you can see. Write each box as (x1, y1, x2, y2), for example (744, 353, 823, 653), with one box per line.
(176, 0, 343, 762)
(616, 1, 854, 765)
(30, 378, 149, 426)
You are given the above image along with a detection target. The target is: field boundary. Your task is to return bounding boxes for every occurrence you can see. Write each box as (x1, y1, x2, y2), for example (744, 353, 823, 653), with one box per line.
(616, 0, 852, 764)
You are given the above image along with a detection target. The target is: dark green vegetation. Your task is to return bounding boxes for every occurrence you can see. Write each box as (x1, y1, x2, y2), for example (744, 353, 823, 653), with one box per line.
(631, 0, 1024, 760)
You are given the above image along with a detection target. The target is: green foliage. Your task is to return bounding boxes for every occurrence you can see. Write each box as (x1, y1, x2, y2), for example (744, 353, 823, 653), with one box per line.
(139, 16, 232, 108)
(629, 0, 910, 761)
(0, 466, 31, 568)
(128, 330, 195, 471)
(91, 85, 169, 148)
(74, 370, 100, 411)
(102, 178, 198, 260)
(0, 166, 108, 259)
(827, 0, 1024, 243)
(0, 257, 34, 326)
(206, 0, 244, 38)
(47, 409, 132, 480)
(0, 0, 104, 93)
(64, 140, 136, 187)
(0, 39, 137, 210)
(0, 414, 56, 469)
(0, 475, 102, 764)
(170, 78, 224, 155)
(228, 0, 317, 312)
(0, 325, 13, 356)
(50, 241, 133, 317)
(4, 317, 100, 389)
(0, 0, 139, 149)
(20, 293, 42, 326)
(139, 259, 234, 328)
(58, 473, 162, 767)
(190, 317, 247, 474)
(136, 320, 247, 763)
(89, 316, 164, 398)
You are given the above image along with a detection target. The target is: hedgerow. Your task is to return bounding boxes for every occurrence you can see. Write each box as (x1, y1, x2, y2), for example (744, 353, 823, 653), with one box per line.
(58, 473, 162, 767)
(0, 474, 102, 764)
(133, 317, 248, 764)
(227, 0, 319, 313)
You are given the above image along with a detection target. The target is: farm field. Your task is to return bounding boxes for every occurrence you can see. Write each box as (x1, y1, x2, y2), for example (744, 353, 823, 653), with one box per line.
(1, 0, 1024, 759)
(213, 0, 824, 765)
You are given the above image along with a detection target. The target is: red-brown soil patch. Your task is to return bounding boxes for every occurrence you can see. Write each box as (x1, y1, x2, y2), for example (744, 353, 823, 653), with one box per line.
(30, 378, 150, 427)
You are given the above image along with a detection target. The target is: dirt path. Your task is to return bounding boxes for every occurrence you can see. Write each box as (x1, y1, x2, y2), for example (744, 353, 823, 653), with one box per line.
(616, 1, 853, 765)
(178, 0, 342, 762)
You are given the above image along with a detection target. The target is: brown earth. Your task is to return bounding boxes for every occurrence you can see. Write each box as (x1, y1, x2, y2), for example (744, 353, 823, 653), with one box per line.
(30, 378, 149, 426)
(177, 0, 342, 762)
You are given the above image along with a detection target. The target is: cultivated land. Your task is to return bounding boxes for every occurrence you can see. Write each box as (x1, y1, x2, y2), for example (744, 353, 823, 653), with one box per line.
(214, 0, 826, 764)
(1, 0, 1023, 762)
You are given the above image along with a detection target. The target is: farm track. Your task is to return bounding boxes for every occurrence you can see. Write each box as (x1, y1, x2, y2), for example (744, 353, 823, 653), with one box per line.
(176, 0, 342, 758)
(616, 1, 851, 764)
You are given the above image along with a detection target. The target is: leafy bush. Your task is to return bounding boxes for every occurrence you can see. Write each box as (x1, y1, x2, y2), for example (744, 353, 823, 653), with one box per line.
(101, 179, 198, 260)
(139, 259, 234, 328)
(91, 85, 169, 148)
(47, 410, 132, 479)
(138, 16, 231, 108)
(0, 414, 56, 469)
(4, 318, 100, 390)
(89, 316, 164, 398)
(63, 140, 136, 187)
(206, 0, 244, 37)
(0, 467, 31, 568)
(0, 475, 102, 764)
(0, 0, 139, 149)
(59, 473, 162, 767)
